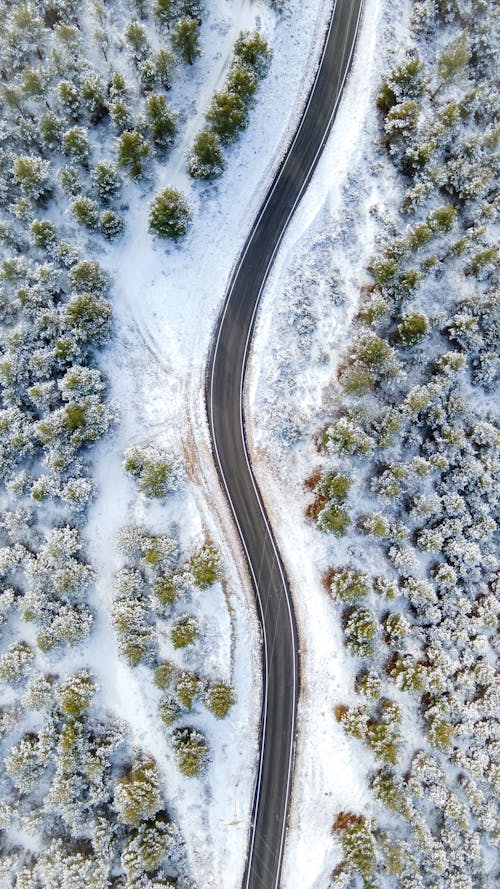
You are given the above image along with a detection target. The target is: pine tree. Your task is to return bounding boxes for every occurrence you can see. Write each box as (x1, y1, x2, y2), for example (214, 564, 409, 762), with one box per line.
(149, 187, 191, 240)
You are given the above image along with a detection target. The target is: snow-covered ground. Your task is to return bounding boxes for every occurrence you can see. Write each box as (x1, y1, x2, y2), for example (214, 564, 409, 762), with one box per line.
(84, 0, 341, 884)
(246, 0, 415, 884)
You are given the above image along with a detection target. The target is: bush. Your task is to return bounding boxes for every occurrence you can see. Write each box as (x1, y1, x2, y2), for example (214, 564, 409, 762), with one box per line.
(233, 31, 272, 77)
(101, 210, 124, 240)
(188, 129, 225, 180)
(227, 62, 258, 102)
(172, 726, 208, 776)
(123, 444, 181, 498)
(158, 695, 182, 725)
(149, 187, 191, 240)
(70, 259, 109, 295)
(13, 155, 50, 201)
(170, 614, 199, 649)
(154, 661, 177, 690)
(175, 671, 200, 709)
(358, 512, 389, 538)
(316, 503, 351, 536)
(146, 94, 176, 150)
(341, 820, 376, 880)
(118, 130, 150, 179)
(206, 681, 235, 718)
(62, 127, 90, 164)
(114, 758, 163, 825)
(206, 89, 248, 144)
(330, 568, 371, 602)
(344, 607, 377, 657)
(92, 162, 122, 203)
(172, 16, 200, 65)
(31, 218, 56, 247)
(57, 669, 96, 715)
(366, 720, 400, 764)
(189, 543, 221, 588)
(317, 472, 351, 502)
(70, 196, 99, 230)
(372, 768, 406, 812)
(396, 312, 429, 346)
(390, 654, 428, 693)
(152, 574, 178, 606)
(0, 641, 34, 684)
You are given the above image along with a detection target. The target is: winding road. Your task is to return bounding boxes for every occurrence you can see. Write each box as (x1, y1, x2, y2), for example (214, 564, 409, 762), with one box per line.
(206, 1, 365, 886)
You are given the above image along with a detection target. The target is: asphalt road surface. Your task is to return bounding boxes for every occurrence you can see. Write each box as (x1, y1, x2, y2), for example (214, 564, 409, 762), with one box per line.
(206, 1, 365, 886)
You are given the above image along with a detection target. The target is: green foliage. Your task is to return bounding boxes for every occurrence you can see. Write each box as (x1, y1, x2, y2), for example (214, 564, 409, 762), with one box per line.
(317, 503, 351, 536)
(323, 418, 374, 456)
(70, 196, 99, 230)
(31, 218, 56, 247)
(57, 669, 96, 715)
(337, 704, 368, 739)
(390, 655, 428, 693)
(344, 607, 378, 657)
(170, 613, 199, 649)
(206, 681, 235, 719)
(175, 670, 200, 709)
(13, 155, 50, 201)
(188, 128, 225, 180)
(64, 291, 112, 344)
(407, 222, 433, 250)
(383, 611, 409, 643)
(101, 209, 124, 240)
(70, 259, 109, 295)
(154, 47, 176, 89)
(366, 720, 400, 764)
(427, 204, 457, 232)
(227, 61, 258, 102)
(349, 333, 395, 370)
(172, 726, 208, 776)
(356, 669, 382, 699)
(152, 574, 178, 606)
(372, 768, 406, 812)
(428, 716, 454, 749)
(154, 661, 176, 690)
(339, 364, 374, 394)
(92, 161, 122, 203)
(377, 82, 397, 114)
(118, 130, 150, 179)
(81, 72, 107, 122)
(149, 187, 191, 240)
(114, 758, 163, 826)
(125, 21, 148, 58)
(318, 472, 351, 502)
(438, 31, 470, 82)
(233, 31, 272, 77)
(158, 694, 182, 725)
(58, 165, 81, 196)
(395, 312, 429, 346)
(206, 89, 248, 144)
(330, 568, 371, 602)
(40, 112, 64, 150)
(124, 444, 180, 497)
(62, 127, 90, 163)
(358, 512, 389, 539)
(341, 820, 376, 880)
(146, 94, 176, 150)
(121, 813, 173, 882)
(189, 543, 221, 588)
(0, 641, 34, 684)
(172, 16, 200, 65)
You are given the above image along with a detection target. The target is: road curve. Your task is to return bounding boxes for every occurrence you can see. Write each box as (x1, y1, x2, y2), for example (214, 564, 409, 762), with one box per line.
(206, 1, 364, 887)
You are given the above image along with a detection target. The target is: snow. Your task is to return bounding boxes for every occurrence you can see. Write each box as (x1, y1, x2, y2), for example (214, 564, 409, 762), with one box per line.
(245, 0, 416, 884)
(78, 0, 342, 885)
